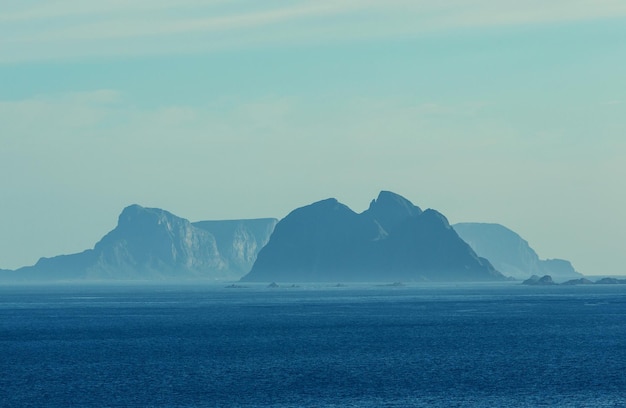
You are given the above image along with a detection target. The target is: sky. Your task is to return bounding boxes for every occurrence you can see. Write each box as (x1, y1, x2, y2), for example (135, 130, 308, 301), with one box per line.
(1, 1, 625, 275)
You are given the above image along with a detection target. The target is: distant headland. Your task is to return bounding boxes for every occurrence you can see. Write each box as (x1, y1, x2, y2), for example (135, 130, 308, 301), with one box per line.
(523, 275, 626, 286)
(242, 191, 503, 282)
(0, 191, 586, 284)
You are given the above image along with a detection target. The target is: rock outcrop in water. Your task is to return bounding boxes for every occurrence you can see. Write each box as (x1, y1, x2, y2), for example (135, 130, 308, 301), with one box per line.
(528, 276, 626, 285)
(594, 277, 626, 285)
(522, 275, 557, 285)
(241, 191, 504, 283)
(453, 223, 582, 281)
(561, 278, 595, 285)
(3, 205, 277, 282)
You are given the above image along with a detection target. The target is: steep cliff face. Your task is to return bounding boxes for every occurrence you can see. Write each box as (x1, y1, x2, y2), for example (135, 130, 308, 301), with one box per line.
(363, 190, 422, 234)
(193, 218, 278, 276)
(242, 191, 503, 283)
(453, 223, 582, 281)
(87, 205, 226, 279)
(7, 205, 277, 282)
(540, 258, 579, 279)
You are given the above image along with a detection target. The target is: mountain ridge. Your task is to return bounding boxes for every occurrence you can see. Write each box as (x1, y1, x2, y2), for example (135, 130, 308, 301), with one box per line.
(1, 194, 584, 284)
(242, 191, 504, 282)
(2, 205, 277, 282)
(453, 222, 581, 281)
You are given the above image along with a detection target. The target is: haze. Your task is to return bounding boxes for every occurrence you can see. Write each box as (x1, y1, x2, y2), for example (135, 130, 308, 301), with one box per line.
(1, 1, 625, 275)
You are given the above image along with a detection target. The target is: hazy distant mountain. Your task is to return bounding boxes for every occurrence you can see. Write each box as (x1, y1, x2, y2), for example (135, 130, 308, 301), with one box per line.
(453, 223, 582, 281)
(193, 218, 278, 277)
(242, 191, 504, 283)
(3, 205, 277, 282)
(540, 258, 580, 279)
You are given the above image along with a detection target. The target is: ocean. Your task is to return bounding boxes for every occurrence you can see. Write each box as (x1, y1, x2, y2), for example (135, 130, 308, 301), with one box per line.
(1, 282, 625, 407)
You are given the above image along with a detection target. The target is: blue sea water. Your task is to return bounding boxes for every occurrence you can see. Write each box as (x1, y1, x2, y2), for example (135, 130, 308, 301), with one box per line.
(1, 282, 625, 407)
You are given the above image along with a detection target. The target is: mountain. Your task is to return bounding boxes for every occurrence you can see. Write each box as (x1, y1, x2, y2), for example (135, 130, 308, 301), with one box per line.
(541, 258, 580, 279)
(3, 205, 277, 282)
(241, 191, 504, 282)
(193, 218, 277, 277)
(452, 223, 582, 281)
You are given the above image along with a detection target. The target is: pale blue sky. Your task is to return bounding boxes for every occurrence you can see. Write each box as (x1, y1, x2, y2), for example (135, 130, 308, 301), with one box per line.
(1, 1, 625, 274)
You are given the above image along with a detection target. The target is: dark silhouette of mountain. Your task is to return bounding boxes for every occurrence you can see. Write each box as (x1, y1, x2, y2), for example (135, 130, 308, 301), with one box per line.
(363, 190, 422, 234)
(453, 223, 582, 281)
(241, 191, 504, 282)
(3, 205, 276, 282)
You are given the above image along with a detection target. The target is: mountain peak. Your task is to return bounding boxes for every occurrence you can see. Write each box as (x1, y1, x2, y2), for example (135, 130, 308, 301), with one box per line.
(244, 193, 503, 282)
(116, 204, 180, 230)
(5, 203, 278, 282)
(369, 191, 421, 211)
(364, 191, 422, 233)
(119, 203, 147, 217)
(420, 209, 451, 228)
(287, 198, 357, 220)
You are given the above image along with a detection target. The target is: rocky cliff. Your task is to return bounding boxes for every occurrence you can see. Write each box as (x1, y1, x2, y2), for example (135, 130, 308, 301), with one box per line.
(193, 218, 277, 277)
(4, 205, 277, 282)
(242, 191, 504, 282)
(522, 275, 557, 285)
(453, 222, 582, 281)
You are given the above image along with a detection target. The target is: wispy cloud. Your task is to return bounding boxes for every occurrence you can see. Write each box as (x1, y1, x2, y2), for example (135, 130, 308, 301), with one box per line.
(2, 0, 626, 63)
(5, 1, 365, 41)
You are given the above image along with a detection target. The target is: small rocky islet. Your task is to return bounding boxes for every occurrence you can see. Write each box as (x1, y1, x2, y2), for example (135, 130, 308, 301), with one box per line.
(523, 274, 626, 286)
